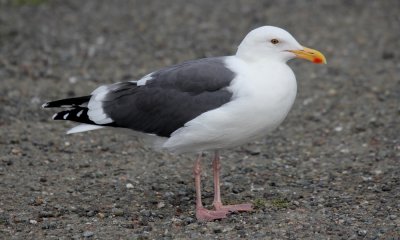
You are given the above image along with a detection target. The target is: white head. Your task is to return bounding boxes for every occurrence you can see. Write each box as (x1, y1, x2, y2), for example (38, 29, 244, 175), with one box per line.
(236, 26, 326, 64)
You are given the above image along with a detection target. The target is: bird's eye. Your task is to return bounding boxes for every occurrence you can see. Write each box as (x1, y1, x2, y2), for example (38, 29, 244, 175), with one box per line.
(271, 39, 279, 44)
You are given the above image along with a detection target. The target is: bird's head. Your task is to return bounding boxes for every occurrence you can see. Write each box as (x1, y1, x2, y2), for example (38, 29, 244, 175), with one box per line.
(236, 26, 326, 64)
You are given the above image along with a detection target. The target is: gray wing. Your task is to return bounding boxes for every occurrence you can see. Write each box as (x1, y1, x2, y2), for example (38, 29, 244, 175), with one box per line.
(99, 57, 235, 137)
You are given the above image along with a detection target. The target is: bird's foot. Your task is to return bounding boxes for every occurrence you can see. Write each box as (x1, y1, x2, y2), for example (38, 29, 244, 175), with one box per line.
(214, 202, 253, 213)
(196, 207, 228, 222)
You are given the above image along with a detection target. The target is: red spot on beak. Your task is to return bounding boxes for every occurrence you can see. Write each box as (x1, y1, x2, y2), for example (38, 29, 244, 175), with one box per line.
(313, 58, 323, 64)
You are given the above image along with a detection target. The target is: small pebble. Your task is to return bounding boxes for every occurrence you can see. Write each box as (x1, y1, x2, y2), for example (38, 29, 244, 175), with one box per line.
(112, 208, 124, 217)
(82, 231, 94, 238)
(39, 211, 55, 218)
(143, 226, 153, 232)
(139, 209, 151, 217)
(69, 76, 78, 84)
(39, 177, 47, 183)
(340, 148, 350, 153)
(213, 227, 222, 233)
(66, 224, 73, 231)
(86, 211, 96, 217)
(357, 229, 367, 236)
(328, 88, 337, 96)
(157, 201, 165, 209)
(184, 217, 195, 225)
(334, 126, 343, 132)
(42, 221, 57, 229)
(382, 51, 394, 59)
(245, 146, 261, 155)
(11, 148, 22, 155)
(164, 191, 175, 197)
(29, 219, 37, 224)
(31, 197, 44, 206)
(222, 227, 233, 233)
(126, 183, 134, 189)
(232, 187, 244, 194)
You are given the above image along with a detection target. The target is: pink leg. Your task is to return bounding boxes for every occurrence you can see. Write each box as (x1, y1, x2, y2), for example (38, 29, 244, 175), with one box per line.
(193, 154, 227, 221)
(212, 151, 253, 213)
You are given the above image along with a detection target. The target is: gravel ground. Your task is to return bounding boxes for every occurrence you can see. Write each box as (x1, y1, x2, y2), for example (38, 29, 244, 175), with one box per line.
(1, 0, 399, 239)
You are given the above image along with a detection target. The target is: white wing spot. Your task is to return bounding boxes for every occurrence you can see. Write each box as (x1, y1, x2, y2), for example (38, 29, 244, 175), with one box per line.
(63, 113, 69, 120)
(77, 110, 83, 117)
(136, 73, 153, 86)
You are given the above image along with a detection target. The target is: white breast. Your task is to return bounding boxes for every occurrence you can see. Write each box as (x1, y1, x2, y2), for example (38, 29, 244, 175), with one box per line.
(163, 56, 297, 153)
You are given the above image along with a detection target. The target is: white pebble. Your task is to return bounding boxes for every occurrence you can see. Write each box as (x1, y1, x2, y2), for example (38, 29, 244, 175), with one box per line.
(157, 201, 165, 209)
(340, 148, 350, 153)
(334, 126, 343, 132)
(69, 76, 78, 84)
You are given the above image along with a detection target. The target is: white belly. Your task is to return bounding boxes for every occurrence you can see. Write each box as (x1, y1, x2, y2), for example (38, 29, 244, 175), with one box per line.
(163, 58, 297, 153)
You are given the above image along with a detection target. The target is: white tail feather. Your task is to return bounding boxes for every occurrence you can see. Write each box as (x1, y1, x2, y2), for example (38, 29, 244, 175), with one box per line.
(67, 124, 105, 134)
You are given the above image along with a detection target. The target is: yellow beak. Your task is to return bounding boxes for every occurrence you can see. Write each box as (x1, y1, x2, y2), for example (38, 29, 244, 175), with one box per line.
(289, 46, 327, 64)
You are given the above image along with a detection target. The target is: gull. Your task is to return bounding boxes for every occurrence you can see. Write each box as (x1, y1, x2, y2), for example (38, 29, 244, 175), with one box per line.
(43, 26, 326, 221)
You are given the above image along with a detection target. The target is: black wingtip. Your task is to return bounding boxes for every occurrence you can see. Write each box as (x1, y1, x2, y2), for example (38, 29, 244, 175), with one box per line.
(41, 96, 91, 108)
(50, 107, 97, 125)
